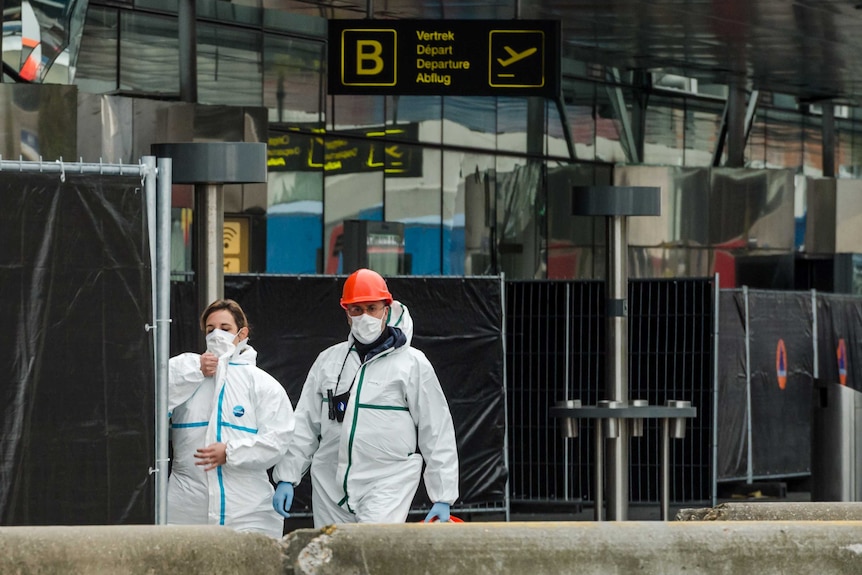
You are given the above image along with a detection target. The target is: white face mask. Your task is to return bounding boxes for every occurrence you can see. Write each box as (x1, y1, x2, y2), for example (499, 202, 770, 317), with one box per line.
(350, 312, 385, 344)
(206, 328, 237, 358)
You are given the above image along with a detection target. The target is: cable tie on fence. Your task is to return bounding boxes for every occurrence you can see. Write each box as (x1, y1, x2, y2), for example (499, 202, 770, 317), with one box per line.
(145, 318, 172, 331)
(149, 458, 171, 475)
(56, 158, 65, 182)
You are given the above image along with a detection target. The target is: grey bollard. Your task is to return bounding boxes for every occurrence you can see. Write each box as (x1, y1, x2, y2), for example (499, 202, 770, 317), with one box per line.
(598, 400, 622, 438)
(667, 400, 691, 438)
(556, 399, 581, 438)
(630, 399, 648, 437)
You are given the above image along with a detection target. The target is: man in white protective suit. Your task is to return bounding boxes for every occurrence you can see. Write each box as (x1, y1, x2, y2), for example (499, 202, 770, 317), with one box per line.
(168, 298, 295, 538)
(271, 268, 459, 526)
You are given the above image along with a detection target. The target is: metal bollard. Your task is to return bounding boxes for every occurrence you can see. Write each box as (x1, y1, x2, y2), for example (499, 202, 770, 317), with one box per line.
(630, 399, 648, 437)
(598, 400, 622, 438)
(556, 399, 581, 438)
(667, 400, 691, 438)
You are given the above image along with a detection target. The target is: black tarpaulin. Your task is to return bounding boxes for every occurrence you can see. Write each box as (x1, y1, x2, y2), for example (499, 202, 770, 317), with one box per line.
(716, 290, 813, 481)
(170, 275, 506, 512)
(0, 172, 155, 525)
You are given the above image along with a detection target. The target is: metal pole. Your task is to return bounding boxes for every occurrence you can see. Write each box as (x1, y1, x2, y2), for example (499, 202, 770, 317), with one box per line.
(712, 273, 720, 506)
(594, 418, 604, 521)
(743, 286, 753, 484)
(500, 273, 511, 523)
(194, 183, 224, 319)
(154, 157, 172, 524)
(606, 214, 629, 520)
(661, 417, 670, 521)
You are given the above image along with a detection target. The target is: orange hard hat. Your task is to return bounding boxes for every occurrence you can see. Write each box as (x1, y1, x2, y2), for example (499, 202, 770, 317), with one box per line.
(340, 268, 393, 308)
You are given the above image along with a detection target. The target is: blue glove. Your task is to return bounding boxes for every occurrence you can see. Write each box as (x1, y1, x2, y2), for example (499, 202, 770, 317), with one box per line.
(423, 501, 450, 523)
(272, 482, 294, 519)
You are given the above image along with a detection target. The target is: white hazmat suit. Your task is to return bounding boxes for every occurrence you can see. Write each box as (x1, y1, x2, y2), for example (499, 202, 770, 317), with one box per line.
(168, 340, 295, 537)
(273, 301, 459, 525)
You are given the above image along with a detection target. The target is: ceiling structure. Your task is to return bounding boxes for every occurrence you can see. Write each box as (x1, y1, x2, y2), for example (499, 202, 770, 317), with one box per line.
(290, 0, 862, 105)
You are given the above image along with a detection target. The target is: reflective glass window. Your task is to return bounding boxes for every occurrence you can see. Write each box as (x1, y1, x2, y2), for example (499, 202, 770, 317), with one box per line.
(763, 109, 803, 170)
(497, 97, 529, 155)
(386, 96, 442, 144)
(323, 136, 384, 274)
(802, 115, 823, 176)
(643, 95, 684, 166)
(197, 0, 262, 27)
(264, 34, 324, 125)
(76, 6, 119, 93)
(329, 95, 385, 131)
(595, 86, 626, 163)
(120, 12, 178, 95)
(385, 145, 442, 275)
(198, 24, 262, 106)
(684, 99, 723, 167)
(442, 96, 496, 150)
(563, 79, 597, 162)
(446, 151, 496, 275)
(267, 130, 323, 273)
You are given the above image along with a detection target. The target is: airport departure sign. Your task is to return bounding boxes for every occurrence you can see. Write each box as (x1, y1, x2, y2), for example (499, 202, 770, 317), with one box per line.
(328, 19, 560, 97)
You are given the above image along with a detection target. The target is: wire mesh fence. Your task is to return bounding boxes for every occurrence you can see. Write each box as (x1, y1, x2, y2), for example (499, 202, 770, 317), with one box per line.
(506, 278, 715, 508)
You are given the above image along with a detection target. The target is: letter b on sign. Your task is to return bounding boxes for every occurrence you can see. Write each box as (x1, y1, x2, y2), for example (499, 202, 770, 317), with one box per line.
(341, 29, 397, 87)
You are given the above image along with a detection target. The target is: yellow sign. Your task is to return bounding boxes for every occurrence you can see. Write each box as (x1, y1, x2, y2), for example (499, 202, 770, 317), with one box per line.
(223, 218, 249, 273)
(328, 20, 560, 97)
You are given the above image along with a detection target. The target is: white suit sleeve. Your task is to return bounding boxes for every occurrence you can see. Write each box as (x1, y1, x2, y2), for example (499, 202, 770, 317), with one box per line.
(168, 353, 206, 414)
(407, 351, 459, 505)
(224, 369, 296, 470)
(273, 354, 325, 486)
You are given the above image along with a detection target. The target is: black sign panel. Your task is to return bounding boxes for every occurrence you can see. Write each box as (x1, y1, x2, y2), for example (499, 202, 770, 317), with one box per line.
(267, 123, 422, 177)
(328, 19, 560, 97)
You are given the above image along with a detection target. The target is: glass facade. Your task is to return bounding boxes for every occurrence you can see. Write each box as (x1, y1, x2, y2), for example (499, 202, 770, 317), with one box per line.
(20, 1, 862, 279)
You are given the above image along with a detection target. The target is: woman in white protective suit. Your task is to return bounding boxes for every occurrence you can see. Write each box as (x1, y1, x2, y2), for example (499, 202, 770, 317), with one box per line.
(168, 299, 295, 538)
(271, 268, 459, 526)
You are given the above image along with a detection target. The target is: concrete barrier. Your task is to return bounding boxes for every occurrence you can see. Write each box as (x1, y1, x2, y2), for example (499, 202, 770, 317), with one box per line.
(676, 502, 862, 521)
(0, 525, 284, 575)
(282, 521, 862, 575)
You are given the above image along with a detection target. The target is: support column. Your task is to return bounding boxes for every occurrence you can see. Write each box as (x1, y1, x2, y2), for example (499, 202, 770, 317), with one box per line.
(572, 185, 660, 521)
(726, 82, 747, 168)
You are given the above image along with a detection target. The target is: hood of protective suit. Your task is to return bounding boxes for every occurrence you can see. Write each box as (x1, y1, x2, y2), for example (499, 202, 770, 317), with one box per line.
(229, 340, 258, 366)
(386, 300, 413, 346)
(348, 300, 413, 348)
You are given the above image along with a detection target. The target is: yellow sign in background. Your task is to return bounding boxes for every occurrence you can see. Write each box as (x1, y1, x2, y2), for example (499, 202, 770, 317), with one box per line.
(223, 217, 249, 273)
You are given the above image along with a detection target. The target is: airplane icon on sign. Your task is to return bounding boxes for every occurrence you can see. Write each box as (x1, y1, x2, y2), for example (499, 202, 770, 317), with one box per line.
(497, 46, 537, 67)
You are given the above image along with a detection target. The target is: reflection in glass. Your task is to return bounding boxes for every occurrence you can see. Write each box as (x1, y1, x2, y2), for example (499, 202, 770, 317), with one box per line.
(267, 131, 323, 273)
(71, 7, 119, 93)
(497, 97, 528, 154)
(595, 86, 626, 163)
(496, 159, 543, 279)
(802, 115, 823, 176)
(386, 96, 441, 144)
(323, 136, 384, 274)
(448, 152, 496, 275)
(564, 80, 597, 162)
(685, 100, 722, 167)
(644, 95, 683, 166)
(198, 24, 262, 106)
(120, 12, 178, 95)
(329, 95, 384, 131)
(385, 146, 442, 275)
(442, 96, 495, 150)
(264, 35, 324, 124)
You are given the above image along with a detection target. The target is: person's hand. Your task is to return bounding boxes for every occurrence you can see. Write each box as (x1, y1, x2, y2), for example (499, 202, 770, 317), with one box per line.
(194, 442, 227, 471)
(273, 482, 294, 519)
(200, 352, 218, 378)
(423, 502, 450, 523)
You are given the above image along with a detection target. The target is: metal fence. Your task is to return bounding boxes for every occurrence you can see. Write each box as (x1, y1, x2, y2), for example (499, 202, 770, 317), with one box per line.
(506, 278, 715, 508)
